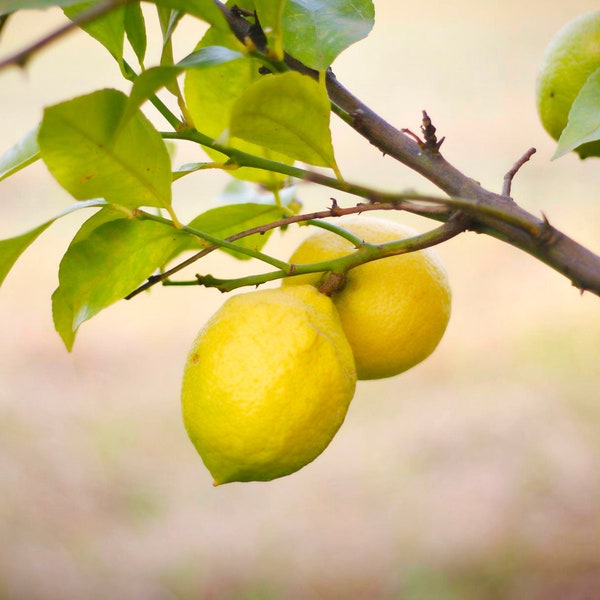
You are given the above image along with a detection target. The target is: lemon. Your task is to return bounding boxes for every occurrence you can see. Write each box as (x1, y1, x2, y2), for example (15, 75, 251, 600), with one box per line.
(283, 216, 451, 380)
(536, 10, 600, 158)
(181, 285, 356, 485)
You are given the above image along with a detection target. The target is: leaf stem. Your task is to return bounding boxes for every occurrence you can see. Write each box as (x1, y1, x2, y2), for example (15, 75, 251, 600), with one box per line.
(135, 209, 290, 271)
(174, 219, 462, 293)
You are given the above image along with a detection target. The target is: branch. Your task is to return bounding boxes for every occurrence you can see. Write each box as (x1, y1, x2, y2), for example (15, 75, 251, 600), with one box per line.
(214, 0, 600, 297)
(0, 0, 131, 71)
(126, 198, 463, 299)
(165, 216, 466, 294)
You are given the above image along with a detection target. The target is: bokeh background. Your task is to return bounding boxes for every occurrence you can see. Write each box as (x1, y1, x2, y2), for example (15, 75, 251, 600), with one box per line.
(1, 1, 600, 598)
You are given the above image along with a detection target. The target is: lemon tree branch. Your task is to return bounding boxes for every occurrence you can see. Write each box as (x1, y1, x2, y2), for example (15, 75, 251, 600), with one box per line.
(160, 217, 464, 294)
(214, 0, 600, 297)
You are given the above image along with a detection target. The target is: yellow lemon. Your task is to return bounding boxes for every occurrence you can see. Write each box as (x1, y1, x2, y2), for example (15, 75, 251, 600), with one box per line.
(536, 10, 600, 158)
(283, 216, 451, 380)
(181, 285, 356, 485)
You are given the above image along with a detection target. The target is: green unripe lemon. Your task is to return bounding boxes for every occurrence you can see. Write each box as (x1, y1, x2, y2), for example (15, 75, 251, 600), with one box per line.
(181, 285, 356, 485)
(536, 10, 600, 158)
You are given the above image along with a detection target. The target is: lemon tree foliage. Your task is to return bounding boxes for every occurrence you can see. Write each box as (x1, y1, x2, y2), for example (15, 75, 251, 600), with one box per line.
(2, 2, 600, 483)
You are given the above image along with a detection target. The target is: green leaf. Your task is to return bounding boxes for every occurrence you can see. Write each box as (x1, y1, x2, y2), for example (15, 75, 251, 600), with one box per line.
(63, 2, 126, 70)
(150, 0, 228, 30)
(0, 199, 106, 288)
(52, 212, 190, 350)
(122, 46, 244, 127)
(554, 68, 600, 160)
(124, 1, 146, 68)
(281, 0, 375, 70)
(38, 89, 172, 211)
(255, 0, 287, 60)
(0, 125, 40, 182)
(183, 18, 292, 186)
(183, 202, 288, 260)
(230, 71, 338, 169)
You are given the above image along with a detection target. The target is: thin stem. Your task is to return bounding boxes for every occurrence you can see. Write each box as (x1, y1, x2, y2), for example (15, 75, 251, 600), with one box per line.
(178, 218, 464, 293)
(0, 0, 131, 71)
(136, 210, 290, 271)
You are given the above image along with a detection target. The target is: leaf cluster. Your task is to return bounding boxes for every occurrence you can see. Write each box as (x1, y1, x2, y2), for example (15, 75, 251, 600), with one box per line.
(0, 0, 377, 349)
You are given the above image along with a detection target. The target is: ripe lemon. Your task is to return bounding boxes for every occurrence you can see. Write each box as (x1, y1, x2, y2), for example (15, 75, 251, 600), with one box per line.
(282, 216, 451, 380)
(536, 9, 600, 158)
(181, 285, 356, 485)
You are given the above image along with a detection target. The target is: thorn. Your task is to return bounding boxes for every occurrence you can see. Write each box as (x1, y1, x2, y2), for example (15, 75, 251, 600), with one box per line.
(329, 198, 344, 216)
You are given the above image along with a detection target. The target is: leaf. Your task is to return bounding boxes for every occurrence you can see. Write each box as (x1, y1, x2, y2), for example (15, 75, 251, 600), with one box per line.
(230, 71, 338, 169)
(183, 16, 292, 186)
(52, 212, 191, 350)
(0, 125, 40, 182)
(281, 0, 375, 70)
(184, 202, 289, 260)
(0, 199, 106, 288)
(124, 1, 146, 68)
(38, 89, 172, 210)
(122, 46, 244, 127)
(63, 2, 126, 70)
(150, 0, 228, 30)
(255, 0, 287, 60)
(554, 68, 600, 160)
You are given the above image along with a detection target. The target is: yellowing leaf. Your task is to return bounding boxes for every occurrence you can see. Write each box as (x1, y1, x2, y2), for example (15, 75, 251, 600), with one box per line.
(230, 71, 338, 170)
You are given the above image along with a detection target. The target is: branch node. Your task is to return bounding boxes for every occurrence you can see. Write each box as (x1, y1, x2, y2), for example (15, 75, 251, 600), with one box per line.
(318, 272, 347, 297)
(402, 111, 444, 153)
(536, 211, 561, 247)
(329, 198, 344, 216)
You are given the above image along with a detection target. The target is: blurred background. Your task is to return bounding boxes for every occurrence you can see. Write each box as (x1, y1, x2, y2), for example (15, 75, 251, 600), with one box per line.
(1, 1, 599, 598)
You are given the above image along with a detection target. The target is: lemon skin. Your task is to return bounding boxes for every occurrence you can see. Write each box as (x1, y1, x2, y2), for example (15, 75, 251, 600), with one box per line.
(536, 10, 600, 158)
(283, 216, 451, 380)
(181, 285, 356, 485)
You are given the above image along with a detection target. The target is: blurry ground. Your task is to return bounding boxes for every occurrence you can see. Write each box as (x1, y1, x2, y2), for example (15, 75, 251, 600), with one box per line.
(1, 1, 600, 598)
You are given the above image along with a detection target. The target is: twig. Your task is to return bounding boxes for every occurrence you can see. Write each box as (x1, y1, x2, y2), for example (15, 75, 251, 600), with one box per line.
(167, 217, 467, 294)
(0, 0, 130, 71)
(502, 147, 537, 197)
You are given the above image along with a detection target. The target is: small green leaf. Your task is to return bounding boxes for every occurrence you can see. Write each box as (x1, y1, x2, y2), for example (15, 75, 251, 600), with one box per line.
(52, 212, 190, 350)
(63, 2, 126, 70)
(554, 68, 600, 160)
(39, 89, 172, 210)
(281, 0, 375, 70)
(0, 199, 106, 288)
(0, 125, 40, 182)
(230, 71, 338, 169)
(124, 1, 147, 68)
